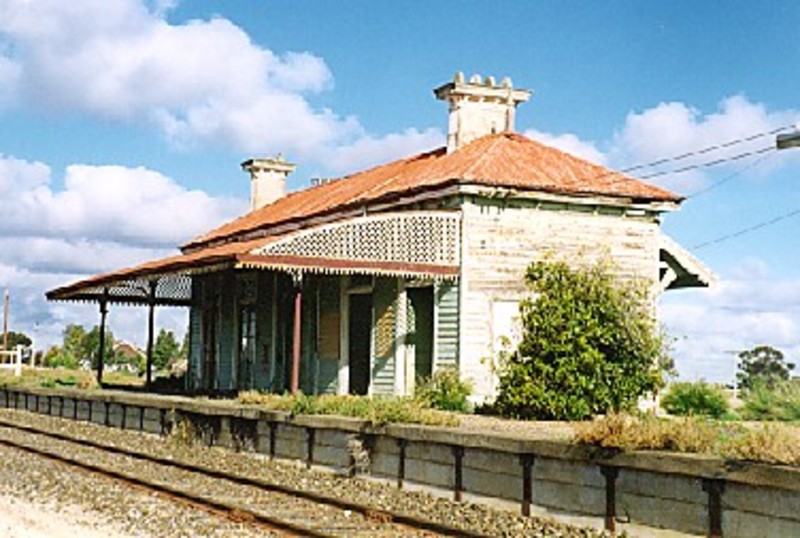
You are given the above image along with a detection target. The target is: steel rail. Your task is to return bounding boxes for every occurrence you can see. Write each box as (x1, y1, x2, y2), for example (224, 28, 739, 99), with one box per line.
(0, 418, 491, 538)
(0, 434, 333, 538)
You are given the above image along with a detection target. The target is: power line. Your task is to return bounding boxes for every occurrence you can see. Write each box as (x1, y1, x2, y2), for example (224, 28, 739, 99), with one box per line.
(692, 207, 800, 250)
(686, 150, 776, 199)
(570, 124, 800, 251)
(592, 124, 794, 182)
(636, 146, 775, 181)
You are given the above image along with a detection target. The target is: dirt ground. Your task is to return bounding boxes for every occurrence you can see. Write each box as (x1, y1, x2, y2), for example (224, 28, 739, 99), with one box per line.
(0, 494, 134, 538)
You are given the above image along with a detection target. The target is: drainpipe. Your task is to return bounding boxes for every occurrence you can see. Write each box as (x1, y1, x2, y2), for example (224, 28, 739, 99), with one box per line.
(291, 273, 303, 394)
(97, 290, 109, 386)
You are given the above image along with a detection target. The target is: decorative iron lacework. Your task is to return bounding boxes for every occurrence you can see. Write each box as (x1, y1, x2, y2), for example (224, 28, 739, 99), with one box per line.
(253, 211, 460, 266)
(67, 274, 193, 305)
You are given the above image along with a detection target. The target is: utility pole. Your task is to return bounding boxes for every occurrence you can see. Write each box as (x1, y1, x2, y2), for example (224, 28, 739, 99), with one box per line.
(3, 289, 8, 351)
(777, 131, 800, 150)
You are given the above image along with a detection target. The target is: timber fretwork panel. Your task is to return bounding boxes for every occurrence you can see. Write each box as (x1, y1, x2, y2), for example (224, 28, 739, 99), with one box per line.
(254, 212, 460, 266)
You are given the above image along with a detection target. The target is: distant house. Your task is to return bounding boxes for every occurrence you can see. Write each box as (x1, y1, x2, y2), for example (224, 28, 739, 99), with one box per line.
(110, 340, 144, 373)
(47, 73, 712, 401)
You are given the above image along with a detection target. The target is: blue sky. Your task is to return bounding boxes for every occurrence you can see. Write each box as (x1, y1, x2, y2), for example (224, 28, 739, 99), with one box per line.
(1, 1, 800, 383)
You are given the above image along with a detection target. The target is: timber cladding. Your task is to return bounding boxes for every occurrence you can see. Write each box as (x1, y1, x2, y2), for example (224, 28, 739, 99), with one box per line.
(458, 198, 660, 400)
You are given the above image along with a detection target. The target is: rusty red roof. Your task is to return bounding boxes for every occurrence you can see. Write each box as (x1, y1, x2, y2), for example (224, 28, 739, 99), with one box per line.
(186, 132, 681, 251)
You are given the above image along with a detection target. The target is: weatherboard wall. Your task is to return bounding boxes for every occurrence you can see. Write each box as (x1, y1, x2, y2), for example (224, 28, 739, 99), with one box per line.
(458, 196, 661, 401)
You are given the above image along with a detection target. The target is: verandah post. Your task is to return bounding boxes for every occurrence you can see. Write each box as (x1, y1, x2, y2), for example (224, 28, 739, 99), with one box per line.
(290, 272, 303, 394)
(96, 290, 109, 386)
(146, 279, 157, 385)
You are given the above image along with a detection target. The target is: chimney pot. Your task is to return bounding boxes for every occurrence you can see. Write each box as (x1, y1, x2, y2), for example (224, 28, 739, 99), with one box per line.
(433, 72, 531, 153)
(241, 156, 296, 211)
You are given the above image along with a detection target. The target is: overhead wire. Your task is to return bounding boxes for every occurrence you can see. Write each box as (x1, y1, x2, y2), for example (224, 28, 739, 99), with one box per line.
(589, 123, 794, 182)
(570, 123, 799, 251)
(636, 145, 775, 181)
(686, 150, 776, 199)
(692, 207, 800, 251)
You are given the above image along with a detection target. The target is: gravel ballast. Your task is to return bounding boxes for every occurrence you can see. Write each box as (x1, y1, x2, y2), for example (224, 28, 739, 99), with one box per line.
(0, 407, 603, 537)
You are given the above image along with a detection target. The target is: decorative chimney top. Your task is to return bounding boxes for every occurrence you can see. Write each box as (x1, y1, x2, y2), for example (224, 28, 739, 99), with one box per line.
(241, 155, 296, 211)
(434, 72, 531, 153)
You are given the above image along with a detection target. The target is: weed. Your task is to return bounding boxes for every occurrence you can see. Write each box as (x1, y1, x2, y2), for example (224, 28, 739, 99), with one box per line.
(741, 379, 800, 421)
(346, 435, 371, 475)
(236, 391, 459, 427)
(575, 413, 800, 466)
(415, 368, 473, 412)
(167, 417, 199, 447)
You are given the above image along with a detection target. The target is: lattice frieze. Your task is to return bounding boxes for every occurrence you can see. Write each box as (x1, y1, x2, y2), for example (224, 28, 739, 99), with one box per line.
(254, 212, 460, 265)
(73, 274, 193, 305)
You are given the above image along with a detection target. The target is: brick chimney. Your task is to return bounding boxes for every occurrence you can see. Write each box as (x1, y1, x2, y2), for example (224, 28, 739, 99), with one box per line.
(241, 155, 295, 211)
(434, 72, 531, 153)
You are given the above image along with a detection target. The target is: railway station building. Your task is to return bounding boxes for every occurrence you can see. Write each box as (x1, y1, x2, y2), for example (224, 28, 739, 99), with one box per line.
(47, 73, 712, 402)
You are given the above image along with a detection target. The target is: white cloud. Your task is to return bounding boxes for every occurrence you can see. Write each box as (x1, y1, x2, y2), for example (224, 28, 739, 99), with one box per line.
(524, 129, 607, 165)
(324, 128, 445, 175)
(0, 154, 50, 194)
(661, 261, 800, 384)
(0, 0, 361, 160)
(0, 157, 244, 245)
(0, 153, 242, 350)
(0, 237, 175, 275)
(520, 96, 800, 195)
(610, 96, 800, 192)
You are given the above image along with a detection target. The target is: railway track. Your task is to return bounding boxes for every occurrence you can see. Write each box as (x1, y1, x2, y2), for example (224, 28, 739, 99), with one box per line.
(0, 417, 491, 537)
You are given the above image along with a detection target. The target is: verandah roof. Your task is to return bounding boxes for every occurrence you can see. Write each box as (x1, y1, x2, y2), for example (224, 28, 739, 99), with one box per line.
(46, 213, 462, 306)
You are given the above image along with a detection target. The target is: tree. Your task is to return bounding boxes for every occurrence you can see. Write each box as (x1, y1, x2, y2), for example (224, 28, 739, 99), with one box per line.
(153, 329, 181, 371)
(83, 325, 115, 369)
(737, 345, 795, 391)
(62, 324, 87, 364)
(2, 331, 31, 350)
(43, 344, 79, 369)
(493, 259, 669, 420)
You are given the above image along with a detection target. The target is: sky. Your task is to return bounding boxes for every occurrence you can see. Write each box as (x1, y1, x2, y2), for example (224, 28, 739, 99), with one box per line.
(1, 0, 800, 384)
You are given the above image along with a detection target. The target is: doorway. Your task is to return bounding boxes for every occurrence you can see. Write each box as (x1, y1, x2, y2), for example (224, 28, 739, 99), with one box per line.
(348, 293, 372, 395)
(237, 305, 257, 391)
(201, 305, 217, 391)
(408, 286, 434, 383)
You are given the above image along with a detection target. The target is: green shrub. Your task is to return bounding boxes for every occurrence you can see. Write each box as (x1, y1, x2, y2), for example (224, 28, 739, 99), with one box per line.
(661, 381, 730, 419)
(493, 259, 668, 420)
(415, 368, 473, 412)
(741, 379, 800, 421)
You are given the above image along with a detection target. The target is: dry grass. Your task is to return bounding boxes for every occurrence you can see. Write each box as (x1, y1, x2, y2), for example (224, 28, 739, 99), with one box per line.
(0, 367, 142, 390)
(238, 391, 460, 427)
(575, 413, 800, 466)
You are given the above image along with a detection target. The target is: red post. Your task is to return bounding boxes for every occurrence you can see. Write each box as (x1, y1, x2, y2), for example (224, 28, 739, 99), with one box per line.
(290, 277, 302, 394)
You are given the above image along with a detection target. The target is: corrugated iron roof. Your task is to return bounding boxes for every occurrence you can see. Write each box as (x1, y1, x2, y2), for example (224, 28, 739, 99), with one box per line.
(46, 234, 459, 303)
(186, 132, 681, 250)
